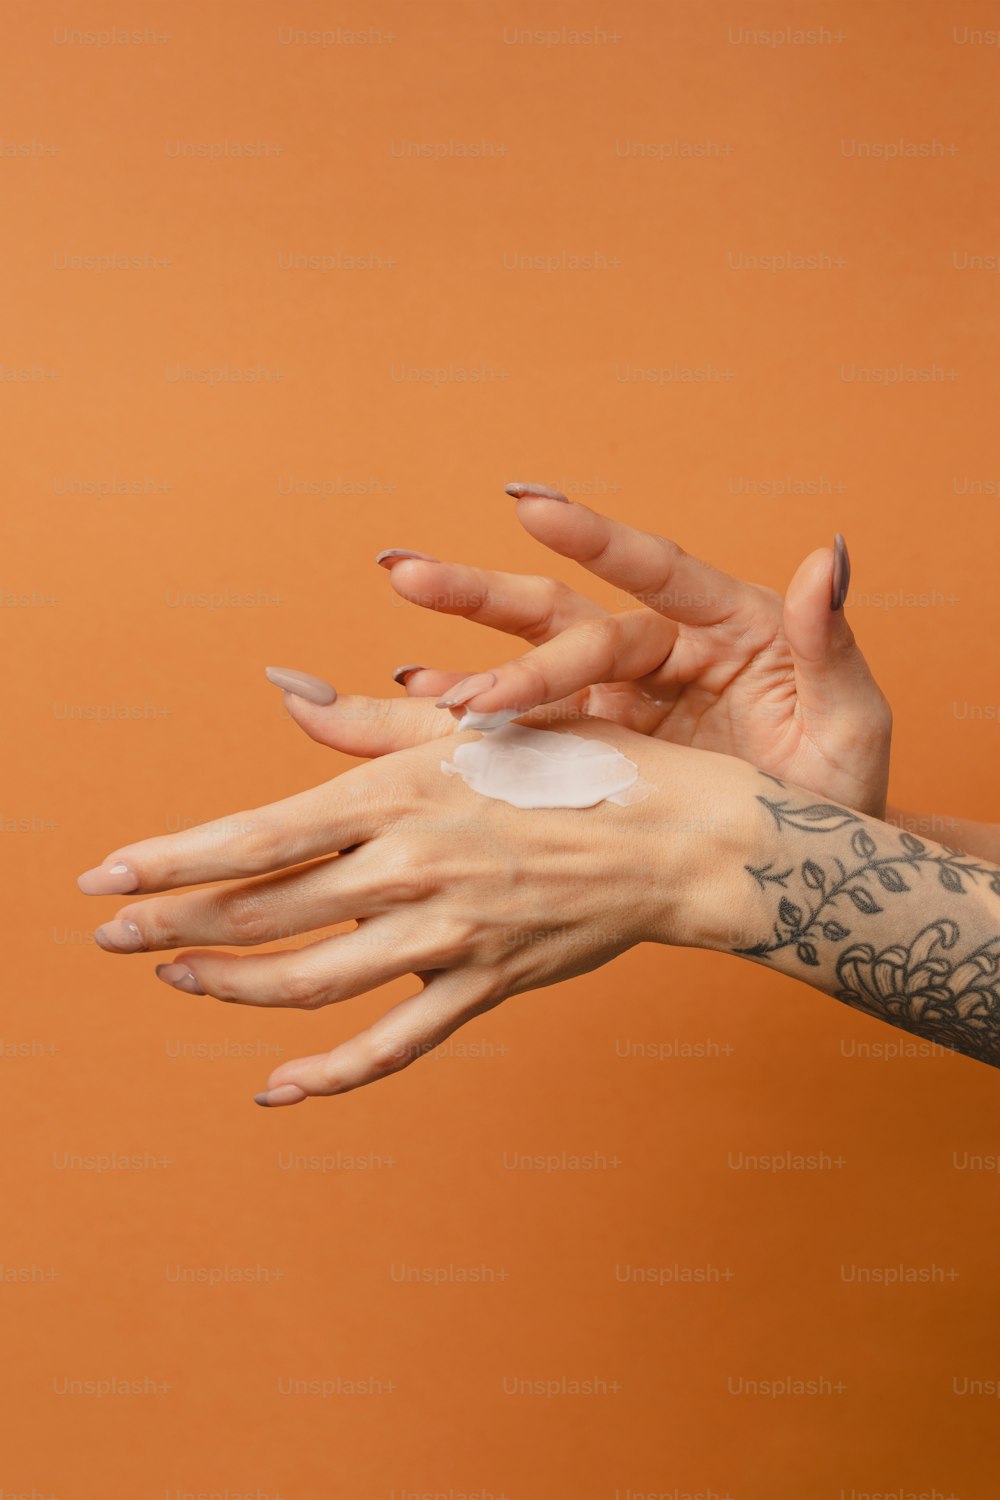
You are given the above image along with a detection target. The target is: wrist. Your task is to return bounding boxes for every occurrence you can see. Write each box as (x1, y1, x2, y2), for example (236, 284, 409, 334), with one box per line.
(638, 743, 764, 954)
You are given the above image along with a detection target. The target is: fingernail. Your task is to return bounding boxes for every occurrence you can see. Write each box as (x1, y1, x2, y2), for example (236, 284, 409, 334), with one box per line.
(264, 667, 337, 706)
(504, 482, 570, 503)
(254, 1083, 308, 1107)
(435, 671, 497, 709)
(831, 533, 851, 612)
(375, 548, 439, 569)
(155, 963, 204, 996)
(77, 862, 139, 896)
(94, 919, 145, 954)
(392, 663, 426, 685)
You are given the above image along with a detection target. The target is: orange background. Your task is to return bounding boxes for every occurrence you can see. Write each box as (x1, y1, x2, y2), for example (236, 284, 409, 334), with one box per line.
(5, 1, 1000, 1497)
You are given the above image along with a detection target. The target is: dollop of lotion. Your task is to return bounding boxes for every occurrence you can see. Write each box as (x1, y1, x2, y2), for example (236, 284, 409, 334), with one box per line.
(441, 708, 642, 810)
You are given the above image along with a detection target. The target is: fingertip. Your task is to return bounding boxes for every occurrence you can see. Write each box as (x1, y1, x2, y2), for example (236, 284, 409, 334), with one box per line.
(264, 666, 337, 706)
(391, 663, 427, 685)
(400, 668, 469, 699)
(277, 688, 349, 743)
(76, 860, 139, 896)
(375, 548, 439, 569)
(254, 1083, 308, 1107)
(504, 481, 570, 503)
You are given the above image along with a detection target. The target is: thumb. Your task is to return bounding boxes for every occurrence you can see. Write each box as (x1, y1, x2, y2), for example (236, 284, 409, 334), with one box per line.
(263, 667, 457, 757)
(782, 536, 888, 735)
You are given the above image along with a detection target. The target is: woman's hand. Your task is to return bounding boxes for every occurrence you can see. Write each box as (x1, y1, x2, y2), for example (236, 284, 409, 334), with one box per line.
(373, 485, 891, 817)
(78, 718, 752, 1106)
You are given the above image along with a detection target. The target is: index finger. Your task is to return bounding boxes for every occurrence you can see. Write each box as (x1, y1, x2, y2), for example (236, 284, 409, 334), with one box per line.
(384, 556, 604, 641)
(76, 765, 381, 896)
(510, 485, 758, 629)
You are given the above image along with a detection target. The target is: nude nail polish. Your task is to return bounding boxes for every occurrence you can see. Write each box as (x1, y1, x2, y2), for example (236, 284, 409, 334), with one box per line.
(831, 533, 851, 612)
(436, 671, 497, 709)
(392, 664, 427, 685)
(155, 963, 204, 995)
(94, 919, 145, 953)
(504, 482, 570, 503)
(254, 1083, 308, 1107)
(77, 862, 139, 896)
(375, 548, 439, 569)
(264, 667, 337, 706)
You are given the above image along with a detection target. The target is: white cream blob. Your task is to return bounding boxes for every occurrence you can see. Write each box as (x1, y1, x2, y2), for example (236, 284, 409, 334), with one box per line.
(454, 708, 525, 733)
(441, 712, 643, 810)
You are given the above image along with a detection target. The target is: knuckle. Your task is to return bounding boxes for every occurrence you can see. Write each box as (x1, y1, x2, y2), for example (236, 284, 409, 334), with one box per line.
(218, 887, 271, 944)
(510, 653, 551, 700)
(366, 1033, 421, 1078)
(571, 613, 621, 670)
(242, 816, 285, 872)
(141, 847, 189, 892)
(650, 531, 684, 563)
(189, 809, 283, 876)
(643, 534, 683, 586)
(379, 837, 432, 902)
(586, 612, 621, 644)
(412, 913, 476, 966)
(283, 969, 321, 1008)
(350, 760, 411, 827)
(521, 576, 566, 642)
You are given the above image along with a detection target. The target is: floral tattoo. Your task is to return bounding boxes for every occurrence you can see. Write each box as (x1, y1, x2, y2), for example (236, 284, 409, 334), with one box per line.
(735, 777, 1000, 1063)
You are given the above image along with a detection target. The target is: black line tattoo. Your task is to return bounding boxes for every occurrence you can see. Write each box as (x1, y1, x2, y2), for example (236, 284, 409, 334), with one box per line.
(735, 777, 1000, 1065)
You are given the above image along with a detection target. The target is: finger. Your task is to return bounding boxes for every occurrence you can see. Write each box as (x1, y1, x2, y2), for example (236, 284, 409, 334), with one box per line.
(77, 766, 381, 896)
(385, 557, 604, 643)
(253, 969, 495, 1104)
(509, 488, 761, 629)
(97, 849, 384, 954)
(433, 609, 678, 718)
(394, 667, 468, 697)
(783, 538, 893, 750)
(280, 689, 460, 756)
(162, 918, 415, 1009)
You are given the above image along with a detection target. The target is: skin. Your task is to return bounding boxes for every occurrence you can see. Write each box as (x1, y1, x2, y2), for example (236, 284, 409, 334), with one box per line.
(76, 501, 995, 1102)
(376, 491, 893, 818)
(379, 496, 1000, 863)
(883, 804, 1000, 865)
(80, 708, 1000, 1106)
(81, 721, 731, 1103)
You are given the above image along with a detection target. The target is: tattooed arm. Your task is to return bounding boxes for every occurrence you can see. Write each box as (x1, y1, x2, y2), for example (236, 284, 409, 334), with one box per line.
(720, 772, 1000, 1066)
(80, 702, 1000, 1102)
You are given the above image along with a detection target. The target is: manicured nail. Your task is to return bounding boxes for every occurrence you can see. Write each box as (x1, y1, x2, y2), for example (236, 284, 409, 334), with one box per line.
(264, 667, 337, 706)
(77, 862, 139, 896)
(254, 1083, 308, 1107)
(504, 482, 570, 503)
(392, 664, 426, 685)
(94, 919, 145, 954)
(375, 548, 439, 569)
(435, 671, 497, 709)
(831, 533, 851, 612)
(155, 963, 204, 996)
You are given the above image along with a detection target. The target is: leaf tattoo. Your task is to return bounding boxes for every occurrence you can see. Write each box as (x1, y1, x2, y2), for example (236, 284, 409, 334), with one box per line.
(758, 796, 863, 835)
(736, 791, 1000, 965)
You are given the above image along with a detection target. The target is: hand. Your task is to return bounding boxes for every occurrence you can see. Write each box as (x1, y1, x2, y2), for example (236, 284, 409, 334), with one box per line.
(375, 487, 891, 817)
(78, 717, 751, 1106)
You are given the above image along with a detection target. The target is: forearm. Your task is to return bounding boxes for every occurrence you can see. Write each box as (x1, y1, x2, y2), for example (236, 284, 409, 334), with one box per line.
(884, 802, 1000, 864)
(697, 766, 1000, 1068)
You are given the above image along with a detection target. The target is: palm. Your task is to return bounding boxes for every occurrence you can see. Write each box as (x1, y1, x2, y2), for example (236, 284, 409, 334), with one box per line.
(533, 609, 881, 813)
